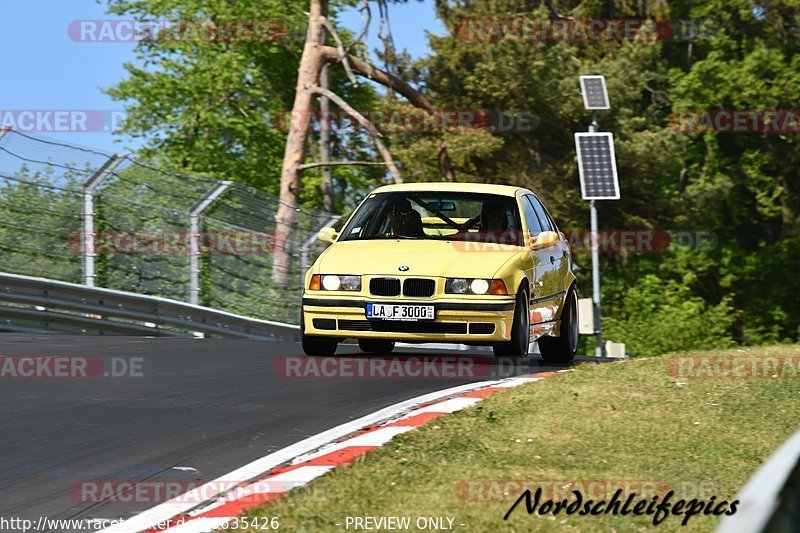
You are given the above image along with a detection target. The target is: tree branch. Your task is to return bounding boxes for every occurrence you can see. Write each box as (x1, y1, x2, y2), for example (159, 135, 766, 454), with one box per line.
(320, 46, 436, 114)
(311, 85, 382, 138)
(310, 85, 402, 183)
(318, 46, 455, 181)
(347, 0, 371, 58)
(319, 16, 357, 85)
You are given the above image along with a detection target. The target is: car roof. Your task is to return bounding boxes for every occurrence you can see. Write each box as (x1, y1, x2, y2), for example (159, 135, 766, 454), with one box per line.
(370, 182, 529, 197)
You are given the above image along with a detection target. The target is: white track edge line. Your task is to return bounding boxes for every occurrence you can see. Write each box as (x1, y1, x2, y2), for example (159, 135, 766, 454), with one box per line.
(98, 377, 517, 533)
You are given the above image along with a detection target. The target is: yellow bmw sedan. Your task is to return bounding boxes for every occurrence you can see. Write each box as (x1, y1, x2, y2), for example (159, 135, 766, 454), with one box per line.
(301, 182, 578, 361)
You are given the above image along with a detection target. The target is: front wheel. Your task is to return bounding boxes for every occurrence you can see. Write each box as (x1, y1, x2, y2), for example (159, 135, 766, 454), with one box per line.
(493, 290, 529, 358)
(538, 287, 578, 363)
(301, 312, 338, 356)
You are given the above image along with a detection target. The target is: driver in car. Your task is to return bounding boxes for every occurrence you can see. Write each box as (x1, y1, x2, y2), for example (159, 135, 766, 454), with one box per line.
(481, 202, 508, 232)
(479, 201, 520, 245)
(387, 198, 424, 238)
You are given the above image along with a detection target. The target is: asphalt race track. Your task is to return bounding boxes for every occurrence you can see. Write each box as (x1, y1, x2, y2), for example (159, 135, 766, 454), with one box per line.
(0, 335, 580, 526)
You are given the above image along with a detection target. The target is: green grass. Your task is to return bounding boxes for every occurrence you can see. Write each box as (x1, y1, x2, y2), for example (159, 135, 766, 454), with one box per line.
(234, 345, 800, 532)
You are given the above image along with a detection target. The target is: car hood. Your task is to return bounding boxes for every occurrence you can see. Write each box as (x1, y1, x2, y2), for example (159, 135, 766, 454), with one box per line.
(318, 239, 521, 278)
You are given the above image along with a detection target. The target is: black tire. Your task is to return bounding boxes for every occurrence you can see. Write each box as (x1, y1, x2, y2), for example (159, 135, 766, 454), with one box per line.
(301, 311, 338, 356)
(493, 290, 530, 358)
(358, 339, 395, 354)
(538, 286, 578, 363)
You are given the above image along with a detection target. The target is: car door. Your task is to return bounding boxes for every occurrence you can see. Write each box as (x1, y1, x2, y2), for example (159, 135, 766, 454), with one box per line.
(523, 194, 564, 310)
(519, 194, 554, 308)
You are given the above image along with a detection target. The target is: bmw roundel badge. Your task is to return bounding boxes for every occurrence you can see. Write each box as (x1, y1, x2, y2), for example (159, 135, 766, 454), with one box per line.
(398, 265, 409, 272)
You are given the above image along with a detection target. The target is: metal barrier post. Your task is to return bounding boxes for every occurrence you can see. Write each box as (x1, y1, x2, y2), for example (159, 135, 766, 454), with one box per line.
(82, 154, 126, 287)
(188, 181, 233, 305)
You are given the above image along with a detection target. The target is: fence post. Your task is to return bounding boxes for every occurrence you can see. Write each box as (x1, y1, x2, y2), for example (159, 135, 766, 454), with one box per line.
(83, 154, 126, 287)
(188, 181, 233, 305)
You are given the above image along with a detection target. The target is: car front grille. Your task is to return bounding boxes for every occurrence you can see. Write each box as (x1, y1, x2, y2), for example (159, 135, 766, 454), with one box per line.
(370, 277, 401, 297)
(338, 319, 467, 334)
(403, 278, 435, 297)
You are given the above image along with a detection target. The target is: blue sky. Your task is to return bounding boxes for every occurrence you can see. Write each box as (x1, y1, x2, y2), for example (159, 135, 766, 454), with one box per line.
(1, 0, 444, 153)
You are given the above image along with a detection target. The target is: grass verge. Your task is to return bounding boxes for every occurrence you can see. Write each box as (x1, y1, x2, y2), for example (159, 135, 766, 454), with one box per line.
(234, 345, 800, 532)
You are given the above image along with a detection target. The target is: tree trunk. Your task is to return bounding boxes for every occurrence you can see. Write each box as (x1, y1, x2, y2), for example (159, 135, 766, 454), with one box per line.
(319, 63, 333, 213)
(272, 0, 326, 286)
(272, 1, 457, 286)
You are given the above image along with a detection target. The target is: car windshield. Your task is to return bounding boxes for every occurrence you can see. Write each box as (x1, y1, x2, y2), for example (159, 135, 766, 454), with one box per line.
(339, 191, 523, 245)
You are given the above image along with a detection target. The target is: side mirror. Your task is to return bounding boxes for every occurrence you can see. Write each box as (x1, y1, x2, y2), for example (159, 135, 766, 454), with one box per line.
(318, 226, 339, 243)
(530, 230, 559, 250)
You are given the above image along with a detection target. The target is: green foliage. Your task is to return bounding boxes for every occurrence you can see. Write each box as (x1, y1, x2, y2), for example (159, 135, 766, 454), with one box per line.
(396, 0, 800, 354)
(105, 0, 381, 199)
(96, 0, 800, 352)
(603, 274, 735, 355)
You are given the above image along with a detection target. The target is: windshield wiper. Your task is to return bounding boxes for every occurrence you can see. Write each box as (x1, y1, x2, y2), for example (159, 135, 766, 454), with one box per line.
(372, 234, 423, 240)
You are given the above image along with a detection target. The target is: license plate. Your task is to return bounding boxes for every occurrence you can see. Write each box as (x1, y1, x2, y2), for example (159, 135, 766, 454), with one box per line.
(366, 303, 435, 321)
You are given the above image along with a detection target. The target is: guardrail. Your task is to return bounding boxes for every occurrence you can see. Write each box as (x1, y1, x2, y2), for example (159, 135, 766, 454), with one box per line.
(717, 427, 800, 533)
(0, 272, 299, 340)
(0, 128, 336, 326)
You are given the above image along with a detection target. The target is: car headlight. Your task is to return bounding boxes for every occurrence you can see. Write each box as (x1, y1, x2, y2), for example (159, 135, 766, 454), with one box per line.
(310, 274, 361, 291)
(470, 279, 490, 294)
(339, 275, 361, 291)
(322, 275, 341, 290)
(445, 278, 507, 295)
(448, 278, 470, 294)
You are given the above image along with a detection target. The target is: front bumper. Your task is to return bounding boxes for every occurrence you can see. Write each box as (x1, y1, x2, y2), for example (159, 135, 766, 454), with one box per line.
(302, 296, 515, 342)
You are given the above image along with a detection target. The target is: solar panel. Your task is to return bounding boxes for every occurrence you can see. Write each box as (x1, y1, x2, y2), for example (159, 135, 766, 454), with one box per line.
(574, 132, 620, 200)
(579, 75, 610, 110)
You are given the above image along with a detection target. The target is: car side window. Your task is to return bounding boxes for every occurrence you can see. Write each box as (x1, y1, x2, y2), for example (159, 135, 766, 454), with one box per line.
(521, 195, 543, 236)
(529, 195, 555, 232)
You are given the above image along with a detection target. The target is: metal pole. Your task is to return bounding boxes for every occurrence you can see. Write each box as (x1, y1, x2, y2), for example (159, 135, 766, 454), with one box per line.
(188, 181, 233, 305)
(82, 154, 126, 287)
(588, 111, 602, 357)
(590, 200, 602, 357)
